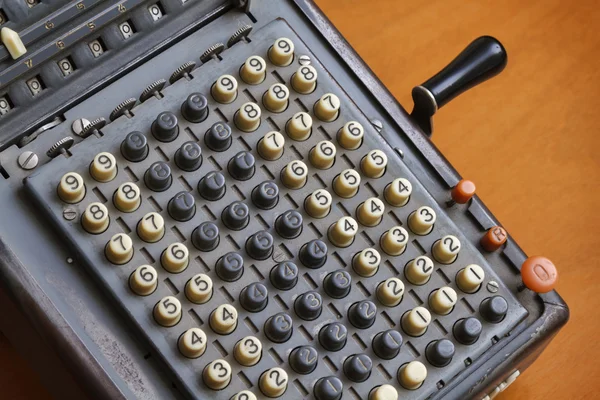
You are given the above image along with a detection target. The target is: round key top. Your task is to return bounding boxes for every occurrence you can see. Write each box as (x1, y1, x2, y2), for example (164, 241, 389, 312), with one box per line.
(181, 92, 208, 123)
(260, 367, 288, 398)
(361, 149, 387, 178)
(453, 317, 482, 345)
(286, 111, 312, 140)
(58, 172, 85, 203)
(433, 235, 461, 264)
(324, 270, 352, 299)
(295, 291, 322, 321)
(129, 265, 158, 296)
(191, 222, 219, 252)
(305, 189, 332, 218)
(114, 182, 141, 212)
(81, 202, 109, 234)
(372, 329, 403, 360)
(281, 160, 307, 189)
(480, 296, 508, 323)
(263, 83, 289, 113)
(337, 121, 364, 150)
(521, 256, 558, 293)
(240, 55, 267, 84)
(319, 322, 347, 351)
(353, 248, 381, 277)
(269, 37, 294, 66)
(270, 261, 298, 291)
(215, 252, 244, 282)
(385, 178, 412, 207)
(310, 140, 336, 169)
(264, 312, 293, 343)
(258, 131, 285, 160)
(314, 376, 343, 400)
(369, 384, 398, 400)
(90, 152, 117, 182)
(105, 233, 133, 264)
(299, 239, 327, 268)
(203, 359, 232, 390)
(198, 171, 226, 201)
(204, 121, 232, 152)
(344, 353, 372, 382)
(153, 296, 182, 327)
(222, 201, 249, 230)
(380, 226, 409, 256)
(168, 191, 196, 222)
(252, 181, 279, 209)
(137, 212, 164, 242)
(246, 231, 274, 260)
(401, 307, 431, 336)
(235, 102, 261, 132)
(235, 336, 262, 366)
(408, 206, 436, 235)
(456, 264, 485, 293)
(210, 304, 238, 334)
(174, 141, 202, 171)
(405, 256, 434, 285)
(328, 216, 358, 248)
(232, 391, 256, 400)
(161, 243, 189, 273)
(276, 210, 303, 239)
(144, 162, 172, 192)
(426, 339, 455, 367)
(178, 327, 207, 358)
(121, 131, 148, 162)
(211, 74, 238, 103)
(451, 179, 476, 204)
(185, 273, 213, 304)
(228, 151, 255, 181)
(429, 286, 458, 315)
(357, 197, 385, 226)
(377, 277, 405, 307)
(333, 169, 360, 198)
(152, 111, 179, 142)
(240, 283, 268, 312)
(398, 361, 427, 390)
(348, 300, 377, 329)
(314, 93, 340, 122)
(291, 65, 317, 94)
(289, 345, 318, 374)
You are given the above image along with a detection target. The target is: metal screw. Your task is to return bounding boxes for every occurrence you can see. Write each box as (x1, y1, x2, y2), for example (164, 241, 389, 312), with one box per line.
(63, 207, 77, 221)
(298, 55, 311, 66)
(71, 118, 90, 136)
(17, 151, 38, 170)
(371, 119, 383, 133)
(486, 280, 499, 293)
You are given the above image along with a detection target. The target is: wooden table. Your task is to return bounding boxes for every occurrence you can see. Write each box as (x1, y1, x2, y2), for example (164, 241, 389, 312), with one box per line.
(1, 0, 598, 398)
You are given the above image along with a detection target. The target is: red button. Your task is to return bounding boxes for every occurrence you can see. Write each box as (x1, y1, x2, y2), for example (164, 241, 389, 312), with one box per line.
(521, 256, 558, 293)
(451, 179, 476, 204)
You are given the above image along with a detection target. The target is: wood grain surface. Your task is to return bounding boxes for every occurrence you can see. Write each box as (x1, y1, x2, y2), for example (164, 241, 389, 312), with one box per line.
(1, 0, 598, 398)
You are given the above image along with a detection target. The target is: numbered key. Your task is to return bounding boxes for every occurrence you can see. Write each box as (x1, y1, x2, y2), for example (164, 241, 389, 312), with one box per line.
(333, 169, 361, 198)
(281, 160, 308, 189)
(258, 131, 285, 160)
(252, 181, 280, 209)
(314, 376, 343, 400)
(385, 178, 412, 206)
(328, 216, 358, 248)
(203, 359, 232, 390)
(204, 122, 232, 152)
(263, 83, 289, 113)
(319, 322, 348, 352)
(408, 206, 436, 235)
(380, 226, 409, 256)
(232, 391, 257, 400)
(357, 197, 385, 226)
(211, 74, 238, 103)
(210, 304, 238, 334)
(352, 248, 381, 277)
(286, 111, 312, 140)
(105, 233, 133, 264)
(178, 327, 207, 358)
(401, 307, 431, 336)
(361, 149, 387, 178)
(234, 336, 262, 366)
(113, 182, 141, 212)
(121, 131, 148, 162)
(309, 140, 336, 169)
(168, 191, 196, 222)
(81, 202, 109, 234)
(137, 212, 164, 243)
(240, 55, 267, 84)
(153, 296, 182, 327)
(398, 361, 427, 390)
(304, 189, 332, 218)
(369, 385, 399, 400)
(90, 152, 117, 182)
(348, 300, 377, 329)
(337, 121, 364, 150)
(289, 345, 318, 374)
(161, 243, 189, 273)
(144, 161, 172, 192)
(185, 273, 213, 304)
(235, 102, 261, 132)
(291, 65, 317, 94)
(314, 93, 340, 122)
(58, 172, 85, 203)
(260, 367, 288, 398)
(174, 141, 202, 172)
(191, 222, 220, 252)
(324, 270, 352, 299)
(270, 261, 298, 291)
(295, 291, 322, 321)
(429, 286, 458, 315)
(264, 312, 293, 343)
(404, 256, 434, 285)
(129, 265, 158, 296)
(268, 37, 294, 66)
(432, 235, 461, 264)
(377, 277, 405, 307)
(456, 264, 485, 293)
(216, 252, 244, 281)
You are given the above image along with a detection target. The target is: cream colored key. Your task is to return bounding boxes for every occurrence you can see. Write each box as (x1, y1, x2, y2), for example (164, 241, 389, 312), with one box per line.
(137, 212, 164, 243)
(263, 83, 289, 113)
(234, 336, 262, 366)
(337, 121, 364, 150)
(456, 264, 485, 293)
(281, 160, 308, 189)
(369, 384, 399, 400)
(357, 197, 385, 226)
(432, 235, 461, 264)
(405, 256, 434, 285)
(81, 202, 109, 234)
(401, 306, 431, 336)
(333, 169, 361, 198)
(314, 93, 340, 122)
(398, 361, 427, 390)
(260, 367, 288, 398)
(353, 248, 381, 277)
(105, 233, 133, 264)
(268, 37, 294, 66)
(58, 172, 85, 203)
(90, 152, 117, 182)
(377, 277, 405, 307)
(235, 102, 261, 132)
(380, 226, 409, 256)
(211, 74, 238, 104)
(129, 265, 158, 296)
(328, 216, 358, 248)
(408, 206, 436, 235)
(305, 189, 332, 218)
(161, 242, 189, 273)
(232, 391, 257, 400)
(291, 65, 317, 94)
(240, 55, 267, 84)
(385, 178, 412, 207)
(286, 111, 312, 140)
(429, 286, 458, 315)
(258, 131, 285, 160)
(178, 327, 207, 358)
(361, 149, 388, 178)
(153, 296, 182, 327)
(203, 359, 232, 390)
(210, 304, 238, 334)
(309, 140, 336, 169)
(1, 28, 26, 59)
(185, 273, 213, 304)
(113, 182, 141, 212)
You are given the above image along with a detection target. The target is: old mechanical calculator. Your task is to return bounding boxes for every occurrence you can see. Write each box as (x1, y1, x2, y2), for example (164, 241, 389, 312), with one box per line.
(0, 1, 567, 399)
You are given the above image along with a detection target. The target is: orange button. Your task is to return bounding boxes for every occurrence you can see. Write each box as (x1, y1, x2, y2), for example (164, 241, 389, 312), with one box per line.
(521, 256, 558, 293)
(451, 179, 476, 204)
(481, 226, 507, 252)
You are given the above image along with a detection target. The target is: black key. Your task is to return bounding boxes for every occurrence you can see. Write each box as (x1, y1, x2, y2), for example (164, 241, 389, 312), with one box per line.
(295, 291, 322, 321)
(479, 295, 508, 323)
(275, 210, 303, 239)
(372, 329, 403, 360)
(204, 122, 232, 152)
(323, 270, 352, 298)
(121, 131, 148, 162)
(246, 230, 274, 260)
(270, 261, 298, 291)
(343, 353, 372, 382)
(252, 181, 279, 209)
(198, 171, 226, 201)
(191, 222, 219, 252)
(228, 151, 255, 181)
(453, 317, 482, 345)
(181, 93, 208, 123)
(319, 322, 347, 352)
(426, 339, 455, 367)
(151, 111, 179, 142)
(264, 312, 293, 343)
(222, 201, 249, 230)
(299, 239, 327, 269)
(348, 300, 377, 329)
(314, 376, 343, 400)
(174, 141, 202, 171)
(289, 346, 318, 374)
(215, 252, 244, 282)
(240, 282, 268, 312)
(168, 191, 196, 221)
(144, 161, 172, 192)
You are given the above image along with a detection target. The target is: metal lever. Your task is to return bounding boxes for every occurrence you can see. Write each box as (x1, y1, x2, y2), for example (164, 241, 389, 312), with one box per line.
(411, 36, 508, 136)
